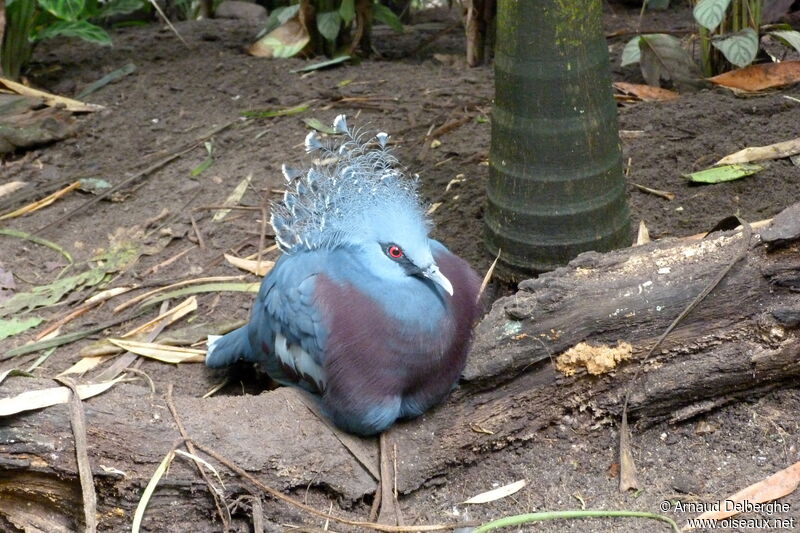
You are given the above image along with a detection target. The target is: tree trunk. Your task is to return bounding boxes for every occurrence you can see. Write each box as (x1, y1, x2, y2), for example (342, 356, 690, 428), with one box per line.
(464, 0, 487, 66)
(1, 204, 799, 531)
(486, 0, 630, 279)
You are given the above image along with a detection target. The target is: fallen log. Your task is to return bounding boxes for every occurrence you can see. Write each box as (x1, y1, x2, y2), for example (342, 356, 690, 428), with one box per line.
(1, 203, 798, 531)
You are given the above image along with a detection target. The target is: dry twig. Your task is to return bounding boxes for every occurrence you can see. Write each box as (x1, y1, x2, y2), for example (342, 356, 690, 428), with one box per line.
(166, 384, 232, 531)
(54, 377, 98, 533)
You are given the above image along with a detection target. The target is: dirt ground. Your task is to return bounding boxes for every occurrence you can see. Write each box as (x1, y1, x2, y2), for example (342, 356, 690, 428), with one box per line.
(1, 2, 799, 532)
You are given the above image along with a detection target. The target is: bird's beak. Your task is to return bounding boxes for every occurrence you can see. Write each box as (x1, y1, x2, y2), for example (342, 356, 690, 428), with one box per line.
(422, 264, 453, 296)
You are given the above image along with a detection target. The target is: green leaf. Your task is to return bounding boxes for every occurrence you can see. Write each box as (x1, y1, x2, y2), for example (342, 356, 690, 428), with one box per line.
(645, 0, 670, 10)
(712, 28, 758, 68)
(37, 0, 85, 21)
(36, 20, 112, 45)
(621, 36, 642, 67)
(76, 62, 136, 99)
(0, 268, 106, 318)
(240, 104, 309, 118)
(639, 34, 702, 89)
(339, 0, 355, 24)
(770, 30, 800, 54)
(0, 228, 73, 264)
(693, 0, 731, 31)
(317, 10, 341, 42)
(682, 163, 763, 183)
(372, 2, 403, 33)
(256, 34, 309, 58)
(78, 177, 113, 193)
(291, 55, 350, 73)
(140, 282, 260, 309)
(303, 118, 337, 134)
(0, 317, 43, 341)
(260, 4, 300, 37)
(98, 0, 144, 18)
(190, 141, 214, 176)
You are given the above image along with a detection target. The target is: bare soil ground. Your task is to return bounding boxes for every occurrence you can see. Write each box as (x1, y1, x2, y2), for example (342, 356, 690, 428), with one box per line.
(1, 3, 799, 532)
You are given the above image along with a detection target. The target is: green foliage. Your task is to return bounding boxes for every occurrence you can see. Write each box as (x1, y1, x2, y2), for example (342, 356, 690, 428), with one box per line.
(1, 0, 145, 80)
(259, 4, 301, 37)
(643, 0, 670, 10)
(711, 27, 758, 67)
(38, 0, 87, 21)
(338, 0, 355, 23)
(258, 0, 404, 58)
(693, 0, 731, 30)
(37, 19, 113, 44)
(317, 10, 342, 42)
(623, 0, 800, 79)
(372, 2, 403, 32)
(682, 163, 763, 183)
(769, 29, 800, 54)
(2, 0, 38, 79)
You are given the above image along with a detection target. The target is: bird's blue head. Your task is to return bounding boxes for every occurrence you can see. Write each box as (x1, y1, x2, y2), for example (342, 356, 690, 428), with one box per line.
(270, 115, 452, 295)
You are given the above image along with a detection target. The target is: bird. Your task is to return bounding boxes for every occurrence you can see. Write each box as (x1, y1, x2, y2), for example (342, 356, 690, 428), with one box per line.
(206, 115, 481, 436)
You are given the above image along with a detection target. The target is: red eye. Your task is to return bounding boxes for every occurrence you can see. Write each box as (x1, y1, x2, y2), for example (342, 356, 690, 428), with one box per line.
(387, 245, 403, 259)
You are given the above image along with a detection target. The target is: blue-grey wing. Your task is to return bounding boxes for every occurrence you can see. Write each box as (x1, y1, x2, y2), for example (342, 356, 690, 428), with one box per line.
(248, 253, 329, 394)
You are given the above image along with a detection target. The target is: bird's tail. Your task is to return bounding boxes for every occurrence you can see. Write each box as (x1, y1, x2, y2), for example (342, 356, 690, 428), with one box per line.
(205, 326, 253, 368)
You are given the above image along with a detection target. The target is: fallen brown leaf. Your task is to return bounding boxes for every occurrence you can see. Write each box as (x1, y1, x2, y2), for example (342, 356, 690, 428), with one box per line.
(708, 61, 800, 92)
(614, 82, 679, 101)
(693, 461, 800, 522)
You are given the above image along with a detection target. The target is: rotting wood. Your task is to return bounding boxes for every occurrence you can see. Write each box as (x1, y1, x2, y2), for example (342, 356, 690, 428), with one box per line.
(0, 203, 798, 530)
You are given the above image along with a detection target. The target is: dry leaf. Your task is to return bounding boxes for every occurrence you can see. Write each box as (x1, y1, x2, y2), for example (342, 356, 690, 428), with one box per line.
(427, 202, 442, 215)
(107, 338, 205, 363)
(613, 82, 679, 101)
(113, 275, 244, 313)
(708, 61, 800, 91)
(121, 296, 197, 338)
(635, 220, 651, 246)
(248, 18, 309, 58)
(85, 286, 134, 304)
(716, 136, 800, 165)
(213, 174, 252, 221)
(0, 181, 27, 199)
(224, 254, 275, 276)
(0, 181, 80, 221)
(462, 479, 526, 504)
(0, 378, 123, 417)
(693, 461, 800, 523)
(58, 355, 110, 376)
(100, 465, 127, 477)
(0, 77, 105, 112)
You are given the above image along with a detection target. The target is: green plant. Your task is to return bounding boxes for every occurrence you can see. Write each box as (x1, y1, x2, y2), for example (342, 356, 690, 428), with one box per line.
(255, 0, 403, 58)
(622, 0, 800, 82)
(1, 0, 145, 80)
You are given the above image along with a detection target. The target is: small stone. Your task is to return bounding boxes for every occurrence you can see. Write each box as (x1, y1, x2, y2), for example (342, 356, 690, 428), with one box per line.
(215, 0, 267, 21)
(672, 473, 703, 495)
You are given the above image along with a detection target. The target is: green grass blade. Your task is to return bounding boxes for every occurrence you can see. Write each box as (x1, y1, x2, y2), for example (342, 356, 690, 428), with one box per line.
(0, 228, 73, 263)
(473, 510, 680, 533)
(139, 282, 260, 308)
(240, 104, 309, 118)
(132, 450, 175, 533)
